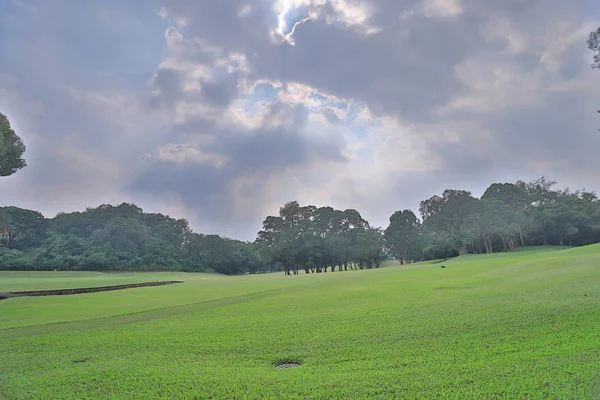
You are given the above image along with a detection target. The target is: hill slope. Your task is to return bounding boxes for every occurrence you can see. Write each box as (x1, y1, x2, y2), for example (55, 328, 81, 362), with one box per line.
(1, 246, 599, 398)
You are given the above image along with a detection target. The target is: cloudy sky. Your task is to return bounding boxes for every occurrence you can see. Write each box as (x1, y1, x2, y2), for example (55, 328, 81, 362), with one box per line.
(1, 0, 599, 240)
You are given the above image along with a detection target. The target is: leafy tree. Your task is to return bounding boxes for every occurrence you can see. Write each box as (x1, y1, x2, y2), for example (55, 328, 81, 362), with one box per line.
(464, 199, 520, 254)
(588, 26, 600, 70)
(256, 201, 375, 275)
(482, 182, 529, 246)
(420, 190, 478, 255)
(421, 233, 458, 260)
(589, 26, 600, 130)
(0, 112, 26, 177)
(354, 228, 386, 269)
(0, 206, 46, 250)
(384, 210, 422, 264)
(2, 176, 600, 273)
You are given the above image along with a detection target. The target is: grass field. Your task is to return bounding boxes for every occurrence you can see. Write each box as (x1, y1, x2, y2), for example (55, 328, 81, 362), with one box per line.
(1, 245, 599, 399)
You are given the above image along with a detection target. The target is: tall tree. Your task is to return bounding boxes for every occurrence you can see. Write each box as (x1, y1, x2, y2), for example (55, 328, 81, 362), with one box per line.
(588, 26, 600, 69)
(420, 189, 477, 255)
(588, 27, 600, 130)
(256, 202, 374, 275)
(0, 112, 26, 177)
(0, 206, 46, 250)
(482, 182, 529, 246)
(384, 210, 422, 264)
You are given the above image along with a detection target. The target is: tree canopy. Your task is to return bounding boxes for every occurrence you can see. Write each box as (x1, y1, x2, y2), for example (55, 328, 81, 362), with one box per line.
(588, 26, 600, 70)
(0, 203, 266, 274)
(0, 112, 26, 177)
(1, 177, 599, 274)
(256, 201, 385, 274)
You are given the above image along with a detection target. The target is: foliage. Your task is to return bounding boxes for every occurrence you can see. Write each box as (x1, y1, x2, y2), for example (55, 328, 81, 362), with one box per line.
(1, 246, 599, 398)
(0, 203, 265, 274)
(588, 26, 600, 69)
(399, 177, 600, 261)
(384, 210, 423, 264)
(0, 112, 26, 177)
(256, 201, 385, 274)
(1, 177, 600, 273)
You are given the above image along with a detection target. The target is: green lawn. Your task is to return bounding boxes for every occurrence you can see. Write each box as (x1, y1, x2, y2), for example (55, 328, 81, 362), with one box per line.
(1, 245, 599, 399)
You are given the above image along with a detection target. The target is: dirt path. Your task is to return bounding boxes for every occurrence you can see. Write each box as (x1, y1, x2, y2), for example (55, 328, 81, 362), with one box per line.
(0, 281, 183, 300)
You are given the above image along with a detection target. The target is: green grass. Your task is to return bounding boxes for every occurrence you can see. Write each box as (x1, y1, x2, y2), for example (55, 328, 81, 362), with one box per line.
(1, 245, 599, 399)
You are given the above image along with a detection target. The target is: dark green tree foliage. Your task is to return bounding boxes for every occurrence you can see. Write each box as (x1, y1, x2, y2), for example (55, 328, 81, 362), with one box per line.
(1, 177, 599, 273)
(256, 201, 385, 274)
(0, 112, 26, 177)
(419, 190, 477, 256)
(588, 26, 600, 69)
(588, 27, 600, 130)
(402, 177, 600, 261)
(0, 207, 46, 250)
(0, 203, 266, 274)
(384, 210, 422, 264)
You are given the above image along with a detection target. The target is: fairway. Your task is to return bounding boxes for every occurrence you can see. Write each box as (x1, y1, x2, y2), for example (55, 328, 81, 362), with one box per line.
(1, 246, 599, 399)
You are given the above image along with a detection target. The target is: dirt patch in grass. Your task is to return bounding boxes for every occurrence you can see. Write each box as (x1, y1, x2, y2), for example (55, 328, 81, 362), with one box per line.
(275, 362, 302, 369)
(274, 356, 303, 369)
(0, 281, 183, 300)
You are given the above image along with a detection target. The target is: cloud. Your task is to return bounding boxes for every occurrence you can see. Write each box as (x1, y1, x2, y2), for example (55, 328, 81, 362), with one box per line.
(1, 0, 599, 240)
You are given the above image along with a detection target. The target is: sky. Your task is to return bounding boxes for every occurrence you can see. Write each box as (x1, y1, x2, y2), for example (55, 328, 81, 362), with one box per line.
(1, 0, 599, 241)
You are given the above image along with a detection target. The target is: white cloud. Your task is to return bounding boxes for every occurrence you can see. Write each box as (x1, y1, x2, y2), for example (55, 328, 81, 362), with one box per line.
(423, 0, 463, 18)
(158, 143, 230, 167)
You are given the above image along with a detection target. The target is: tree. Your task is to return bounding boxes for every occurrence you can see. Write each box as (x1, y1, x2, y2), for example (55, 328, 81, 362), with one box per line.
(255, 201, 374, 275)
(482, 183, 529, 247)
(588, 27, 600, 130)
(384, 210, 422, 264)
(420, 189, 478, 255)
(588, 26, 600, 70)
(0, 112, 26, 177)
(0, 206, 46, 250)
(464, 199, 520, 254)
(354, 228, 386, 269)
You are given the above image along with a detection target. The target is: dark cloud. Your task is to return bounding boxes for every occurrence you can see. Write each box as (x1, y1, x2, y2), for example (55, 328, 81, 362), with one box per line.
(163, 0, 274, 51)
(152, 68, 184, 106)
(485, 90, 600, 169)
(1, 0, 599, 240)
(129, 100, 348, 229)
(200, 71, 240, 108)
(247, 16, 476, 122)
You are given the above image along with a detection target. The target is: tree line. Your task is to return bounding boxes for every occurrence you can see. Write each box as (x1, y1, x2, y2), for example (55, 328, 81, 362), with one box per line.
(2, 177, 598, 274)
(388, 178, 600, 263)
(256, 177, 600, 272)
(0, 203, 266, 274)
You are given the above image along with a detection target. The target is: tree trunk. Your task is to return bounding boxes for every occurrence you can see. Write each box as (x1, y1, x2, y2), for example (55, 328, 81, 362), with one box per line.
(484, 238, 493, 254)
(519, 227, 525, 247)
